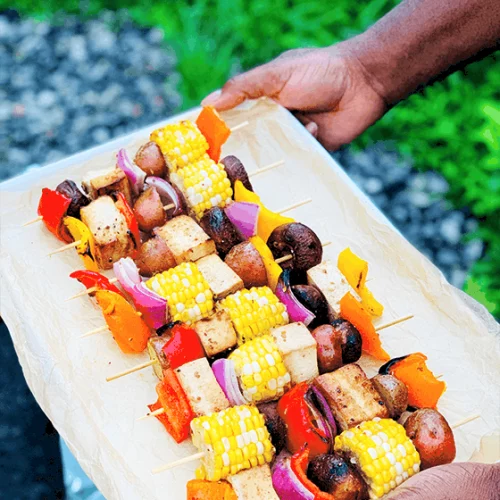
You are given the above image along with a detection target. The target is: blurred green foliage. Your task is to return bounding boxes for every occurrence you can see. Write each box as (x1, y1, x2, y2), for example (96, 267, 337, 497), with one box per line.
(4, 0, 499, 316)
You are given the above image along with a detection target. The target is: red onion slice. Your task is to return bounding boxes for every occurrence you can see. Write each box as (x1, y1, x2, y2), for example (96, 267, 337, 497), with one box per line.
(272, 451, 315, 500)
(113, 257, 141, 296)
(309, 386, 338, 439)
(212, 359, 248, 406)
(116, 148, 146, 196)
(132, 282, 168, 330)
(145, 176, 184, 216)
(224, 201, 259, 239)
(276, 269, 316, 326)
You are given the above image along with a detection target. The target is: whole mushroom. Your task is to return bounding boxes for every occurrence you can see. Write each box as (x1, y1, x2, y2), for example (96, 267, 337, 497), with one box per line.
(221, 155, 253, 191)
(267, 222, 322, 272)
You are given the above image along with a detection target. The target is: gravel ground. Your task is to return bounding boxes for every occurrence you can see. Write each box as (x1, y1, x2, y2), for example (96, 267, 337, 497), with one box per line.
(0, 9, 484, 500)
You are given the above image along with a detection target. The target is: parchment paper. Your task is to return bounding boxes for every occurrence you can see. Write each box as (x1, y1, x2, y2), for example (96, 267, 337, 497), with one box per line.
(1, 99, 499, 500)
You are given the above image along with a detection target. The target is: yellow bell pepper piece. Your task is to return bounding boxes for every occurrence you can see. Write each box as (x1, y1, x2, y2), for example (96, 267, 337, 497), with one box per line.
(63, 216, 98, 272)
(337, 247, 383, 317)
(234, 180, 294, 242)
(249, 235, 282, 291)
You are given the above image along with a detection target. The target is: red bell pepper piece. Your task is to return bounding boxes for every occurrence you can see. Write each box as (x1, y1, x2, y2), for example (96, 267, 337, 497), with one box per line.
(69, 270, 124, 296)
(196, 106, 231, 162)
(381, 353, 446, 408)
(115, 192, 141, 259)
(162, 324, 205, 370)
(277, 382, 331, 459)
(151, 368, 194, 443)
(37, 188, 72, 242)
(290, 447, 335, 500)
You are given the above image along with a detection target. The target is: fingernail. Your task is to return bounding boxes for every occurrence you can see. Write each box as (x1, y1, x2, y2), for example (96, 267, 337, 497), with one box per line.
(201, 90, 221, 106)
(305, 121, 318, 137)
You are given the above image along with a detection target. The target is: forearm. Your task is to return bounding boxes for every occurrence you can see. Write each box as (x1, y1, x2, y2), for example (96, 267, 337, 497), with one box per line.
(347, 0, 500, 106)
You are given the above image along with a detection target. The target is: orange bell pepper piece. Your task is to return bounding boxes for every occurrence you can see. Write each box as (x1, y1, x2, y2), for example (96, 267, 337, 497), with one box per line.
(338, 247, 384, 317)
(386, 353, 446, 408)
(196, 106, 231, 162)
(95, 290, 150, 354)
(234, 180, 294, 242)
(340, 292, 390, 361)
(187, 480, 237, 500)
(249, 235, 283, 291)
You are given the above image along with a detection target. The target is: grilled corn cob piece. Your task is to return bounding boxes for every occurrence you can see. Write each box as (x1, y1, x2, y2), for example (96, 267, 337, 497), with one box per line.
(150, 120, 208, 172)
(145, 262, 214, 324)
(218, 287, 289, 345)
(335, 418, 421, 500)
(229, 335, 291, 403)
(191, 405, 275, 481)
(170, 154, 233, 219)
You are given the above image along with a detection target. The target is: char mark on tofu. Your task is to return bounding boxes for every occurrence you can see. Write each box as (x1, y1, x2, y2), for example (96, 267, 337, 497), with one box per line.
(307, 260, 359, 318)
(313, 364, 388, 431)
(147, 336, 171, 380)
(193, 310, 237, 358)
(175, 357, 230, 416)
(155, 215, 216, 265)
(80, 195, 135, 269)
(81, 167, 132, 204)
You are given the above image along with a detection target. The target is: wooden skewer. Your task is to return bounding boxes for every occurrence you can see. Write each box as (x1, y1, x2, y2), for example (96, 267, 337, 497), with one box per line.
(249, 160, 285, 178)
(163, 203, 175, 211)
(151, 413, 482, 475)
(106, 359, 158, 382)
(22, 215, 43, 226)
(230, 121, 249, 133)
(277, 198, 312, 215)
(66, 277, 119, 301)
(79, 325, 109, 338)
(152, 451, 205, 475)
(375, 315, 414, 332)
(275, 241, 332, 265)
(137, 407, 165, 421)
(452, 414, 480, 429)
(48, 240, 81, 256)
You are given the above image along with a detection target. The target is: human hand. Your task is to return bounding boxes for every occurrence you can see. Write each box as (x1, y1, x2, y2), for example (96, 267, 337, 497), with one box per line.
(385, 462, 500, 500)
(202, 44, 387, 150)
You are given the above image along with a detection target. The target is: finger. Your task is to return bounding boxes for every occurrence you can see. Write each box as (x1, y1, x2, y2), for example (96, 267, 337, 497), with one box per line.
(385, 463, 500, 500)
(201, 63, 288, 111)
(294, 112, 319, 138)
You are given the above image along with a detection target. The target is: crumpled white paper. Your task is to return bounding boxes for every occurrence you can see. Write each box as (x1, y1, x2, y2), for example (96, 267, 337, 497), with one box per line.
(1, 99, 499, 500)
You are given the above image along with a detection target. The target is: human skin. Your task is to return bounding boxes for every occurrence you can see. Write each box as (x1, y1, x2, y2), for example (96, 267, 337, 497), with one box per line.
(202, 0, 500, 150)
(385, 462, 500, 499)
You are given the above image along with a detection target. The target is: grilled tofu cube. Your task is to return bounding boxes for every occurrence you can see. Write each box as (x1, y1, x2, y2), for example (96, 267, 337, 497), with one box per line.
(147, 336, 170, 380)
(194, 310, 237, 358)
(175, 357, 229, 416)
(228, 465, 279, 500)
(271, 322, 318, 384)
(313, 364, 389, 431)
(196, 254, 244, 300)
(155, 215, 216, 264)
(81, 166, 132, 204)
(80, 195, 134, 269)
(307, 260, 359, 318)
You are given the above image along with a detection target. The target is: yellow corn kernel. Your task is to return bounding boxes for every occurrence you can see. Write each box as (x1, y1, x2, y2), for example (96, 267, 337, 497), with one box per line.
(150, 121, 208, 171)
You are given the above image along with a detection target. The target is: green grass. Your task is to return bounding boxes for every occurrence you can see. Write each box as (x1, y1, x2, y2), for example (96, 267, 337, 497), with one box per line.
(4, 0, 500, 317)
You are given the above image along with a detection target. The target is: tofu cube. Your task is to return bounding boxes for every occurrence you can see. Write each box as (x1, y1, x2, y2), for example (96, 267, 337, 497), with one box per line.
(196, 254, 244, 300)
(194, 310, 237, 358)
(307, 260, 358, 317)
(155, 215, 216, 264)
(313, 364, 389, 431)
(147, 336, 170, 380)
(271, 322, 319, 384)
(175, 358, 229, 416)
(82, 166, 132, 204)
(228, 465, 279, 500)
(80, 196, 134, 269)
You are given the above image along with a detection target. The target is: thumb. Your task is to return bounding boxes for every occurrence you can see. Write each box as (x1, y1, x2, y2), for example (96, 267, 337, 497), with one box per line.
(385, 463, 500, 500)
(201, 63, 287, 111)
